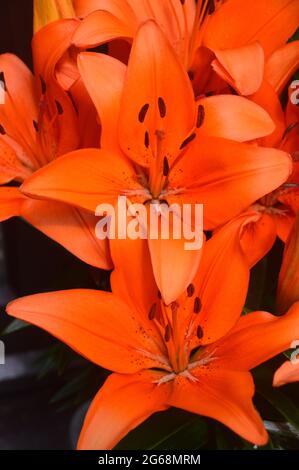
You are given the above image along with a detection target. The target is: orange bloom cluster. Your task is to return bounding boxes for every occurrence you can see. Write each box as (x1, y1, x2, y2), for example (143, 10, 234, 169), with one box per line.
(1, 0, 299, 449)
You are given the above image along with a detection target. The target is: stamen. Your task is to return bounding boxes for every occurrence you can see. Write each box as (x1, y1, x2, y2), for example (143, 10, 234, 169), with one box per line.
(197, 325, 204, 339)
(138, 103, 149, 123)
(193, 296, 202, 314)
(208, 0, 216, 14)
(0, 124, 6, 135)
(0, 71, 7, 91)
(55, 100, 63, 115)
(180, 132, 196, 150)
(164, 324, 171, 342)
(153, 372, 176, 385)
(144, 131, 150, 148)
(282, 122, 299, 140)
(158, 97, 167, 118)
(163, 156, 169, 177)
(40, 75, 46, 94)
(170, 301, 179, 314)
(148, 303, 157, 320)
(187, 283, 195, 297)
(196, 105, 205, 128)
(157, 290, 162, 299)
(179, 0, 185, 4)
(33, 120, 39, 132)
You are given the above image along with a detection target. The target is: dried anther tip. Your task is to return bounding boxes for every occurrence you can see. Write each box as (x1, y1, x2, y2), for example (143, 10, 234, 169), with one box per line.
(158, 97, 166, 118)
(197, 325, 204, 339)
(40, 75, 46, 94)
(0, 124, 6, 135)
(163, 157, 169, 177)
(164, 324, 171, 342)
(138, 103, 149, 123)
(193, 297, 202, 314)
(33, 120, 39, 132)
(187, 283, 195, 297)
(180, 132, 196, 150)
(148, 303, 157, 320)
(55, 100, 63, 115)
(196, 105, 205, 128)
(144, 131, 150, 148)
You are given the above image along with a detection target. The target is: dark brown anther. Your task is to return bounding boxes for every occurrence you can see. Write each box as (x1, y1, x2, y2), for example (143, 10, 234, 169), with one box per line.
(158, 97, 166, 118)
(55, 100, 63, 115)
(138, 103, 149, 123)
(144, 131, 150, 148)
(164, 324, 171, 342)
(193, 296, 202, 314)
(40, 75, 46, 94)
(196, 105, 205, 128)
(196, 325, 204, 339)
(148, 303, 157, 320)
(208, 0, 215, 14)
(187, 283, 195, 297)
(0, 124, 6, 135)
(157, 290, 162, 299)
(188, 70, 195, 81)
(180, 132, 196, 150)
(0, 71, 7, 91)
(33, 120, 39, 132)
(180, 0, 185, 4)
(163, 156, 169, 177)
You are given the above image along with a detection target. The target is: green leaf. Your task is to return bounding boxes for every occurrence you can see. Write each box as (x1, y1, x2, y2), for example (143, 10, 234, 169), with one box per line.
(2, 319, 30, 335)
(254, 365, 299, 431)
(116, 409, 208, 450)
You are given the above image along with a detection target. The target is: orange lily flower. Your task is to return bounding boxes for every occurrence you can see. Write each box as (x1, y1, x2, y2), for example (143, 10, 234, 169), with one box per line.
(225, 86, 299, 268)
(21, 21, 291, 303)
(69, 0, 299, 96)
(7, 218, 299, 449)
(276, 213, 299, 315)
(0, 53, 111, 269)
(273, 360, 299, 387)
(30, 1, 299, 100)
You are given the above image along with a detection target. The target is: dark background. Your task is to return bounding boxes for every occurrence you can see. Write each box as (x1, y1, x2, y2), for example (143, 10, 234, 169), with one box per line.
(0, 0, 100, 449)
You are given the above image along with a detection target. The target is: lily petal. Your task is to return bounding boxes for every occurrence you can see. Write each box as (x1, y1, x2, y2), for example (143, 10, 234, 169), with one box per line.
(197, 95, 274, 142)
(0, 137, 33, 183)
(169, 137, 292, 229)
(189, 213, 255, 344)
(73, 10, 134, 49)
(21, 198, 112, 270)
(21, 148, 143, 213)
(240, 212, 277, 267)
(148, 231, 202, 306)
(78, 370, 170, 450)
(212, 42, 264, 96)
(77, 52, 126, 151)
(0, 186, 25, 221)
(170, 369, 267, 446)
(119, 20, 195, 168)
(110, 235, 158, 320)
(203, 0, 299, 58)
(265, 41, 299, 95)
(0, 54, 39, 168)
(7, 289, 167, 373)
(213, 304, 299, 371)
(249, 80, 286, 147)
(32, 18, 79, 83)
(273, 361, 299, 387)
